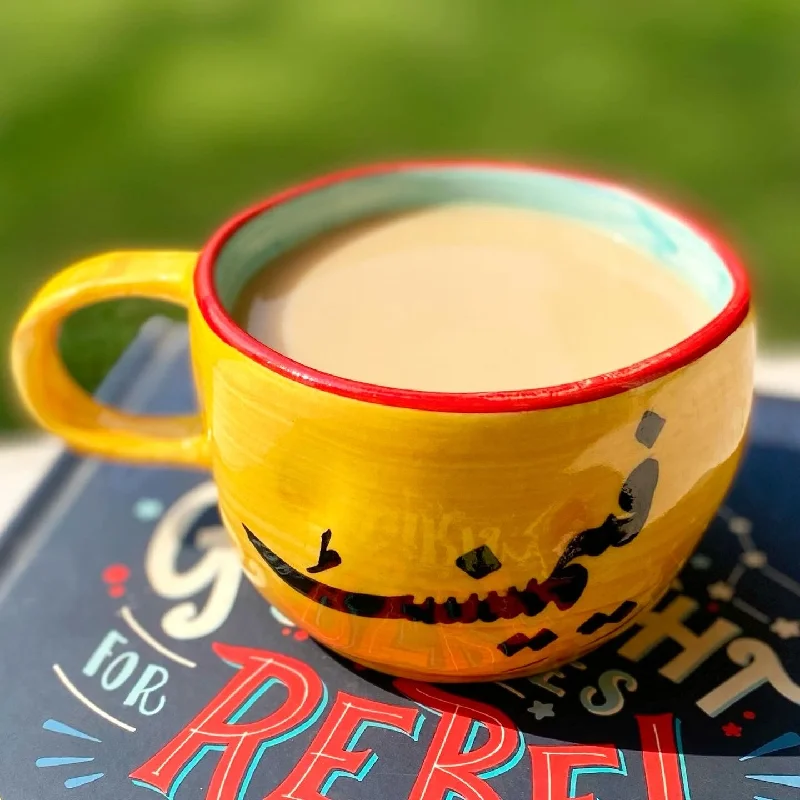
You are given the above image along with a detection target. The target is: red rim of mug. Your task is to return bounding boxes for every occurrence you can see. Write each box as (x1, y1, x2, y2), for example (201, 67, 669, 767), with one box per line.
(194, 160, 751, 413)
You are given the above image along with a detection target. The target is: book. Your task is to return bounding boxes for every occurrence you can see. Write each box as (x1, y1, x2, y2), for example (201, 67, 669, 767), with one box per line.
(0, 318, 798, 800)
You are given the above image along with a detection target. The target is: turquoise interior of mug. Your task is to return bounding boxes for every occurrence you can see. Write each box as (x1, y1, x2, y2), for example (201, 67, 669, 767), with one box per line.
(213, 165, 734, 314)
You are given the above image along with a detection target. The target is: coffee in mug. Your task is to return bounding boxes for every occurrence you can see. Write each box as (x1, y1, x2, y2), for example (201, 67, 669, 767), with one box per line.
(233, 205, 715, 391)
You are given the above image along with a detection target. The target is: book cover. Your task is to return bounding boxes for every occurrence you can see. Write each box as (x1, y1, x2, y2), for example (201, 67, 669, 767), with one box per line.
(0, 318, 798, 799)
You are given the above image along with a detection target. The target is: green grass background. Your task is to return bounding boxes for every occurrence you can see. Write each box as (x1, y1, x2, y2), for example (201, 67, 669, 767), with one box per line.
(2, 0, 799, 430)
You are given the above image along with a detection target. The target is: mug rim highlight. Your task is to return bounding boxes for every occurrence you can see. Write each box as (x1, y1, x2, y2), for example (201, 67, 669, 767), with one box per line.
(194, 159, 751, 413)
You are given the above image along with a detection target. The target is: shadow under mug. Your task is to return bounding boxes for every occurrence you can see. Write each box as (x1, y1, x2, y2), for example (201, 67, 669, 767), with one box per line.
(11, 161, 755, 681)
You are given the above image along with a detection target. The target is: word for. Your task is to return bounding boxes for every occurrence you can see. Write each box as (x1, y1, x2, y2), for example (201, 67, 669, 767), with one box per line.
(83, 630, 169, 716)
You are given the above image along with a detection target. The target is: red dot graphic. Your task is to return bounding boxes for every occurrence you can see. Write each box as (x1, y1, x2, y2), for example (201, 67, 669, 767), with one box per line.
(102, 563, 130, 598)
(743, 710, 756, 720)
(293, 630, 309, 642)
(281, 627, 292, 636)
(102, 564, 130, 584)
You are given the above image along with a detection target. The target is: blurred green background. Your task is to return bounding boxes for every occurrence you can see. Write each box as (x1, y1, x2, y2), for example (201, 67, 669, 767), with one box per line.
(2, 0, 799, 430)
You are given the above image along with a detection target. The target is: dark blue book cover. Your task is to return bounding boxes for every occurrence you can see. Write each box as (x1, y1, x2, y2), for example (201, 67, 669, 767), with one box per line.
(0, 318, 798, 800)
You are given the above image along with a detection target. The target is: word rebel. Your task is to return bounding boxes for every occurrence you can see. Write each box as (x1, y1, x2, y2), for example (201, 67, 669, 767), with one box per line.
(130, 643, 691, 800)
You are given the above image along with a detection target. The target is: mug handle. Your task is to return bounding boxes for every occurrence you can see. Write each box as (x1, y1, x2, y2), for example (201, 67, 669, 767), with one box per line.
(11, 250, 210, 468)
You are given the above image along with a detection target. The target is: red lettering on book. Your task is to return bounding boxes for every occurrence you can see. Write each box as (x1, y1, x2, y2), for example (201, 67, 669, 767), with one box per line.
(266, 692, 421, 799)
(528, 743, 623, 800)
(396, 679, 523, 800)
(129, 643, 325, 800)
(636, 714, 687, 800)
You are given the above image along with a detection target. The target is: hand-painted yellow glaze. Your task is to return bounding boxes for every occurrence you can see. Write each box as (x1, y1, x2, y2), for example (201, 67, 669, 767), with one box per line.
(10, 249, 755, 681)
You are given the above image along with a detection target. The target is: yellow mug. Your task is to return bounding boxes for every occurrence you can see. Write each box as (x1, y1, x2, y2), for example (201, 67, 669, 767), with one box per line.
(11, 161, 754, 682)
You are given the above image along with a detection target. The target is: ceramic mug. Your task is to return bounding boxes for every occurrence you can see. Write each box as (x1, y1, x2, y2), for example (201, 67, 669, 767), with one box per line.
(11, 161, 755, 681)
